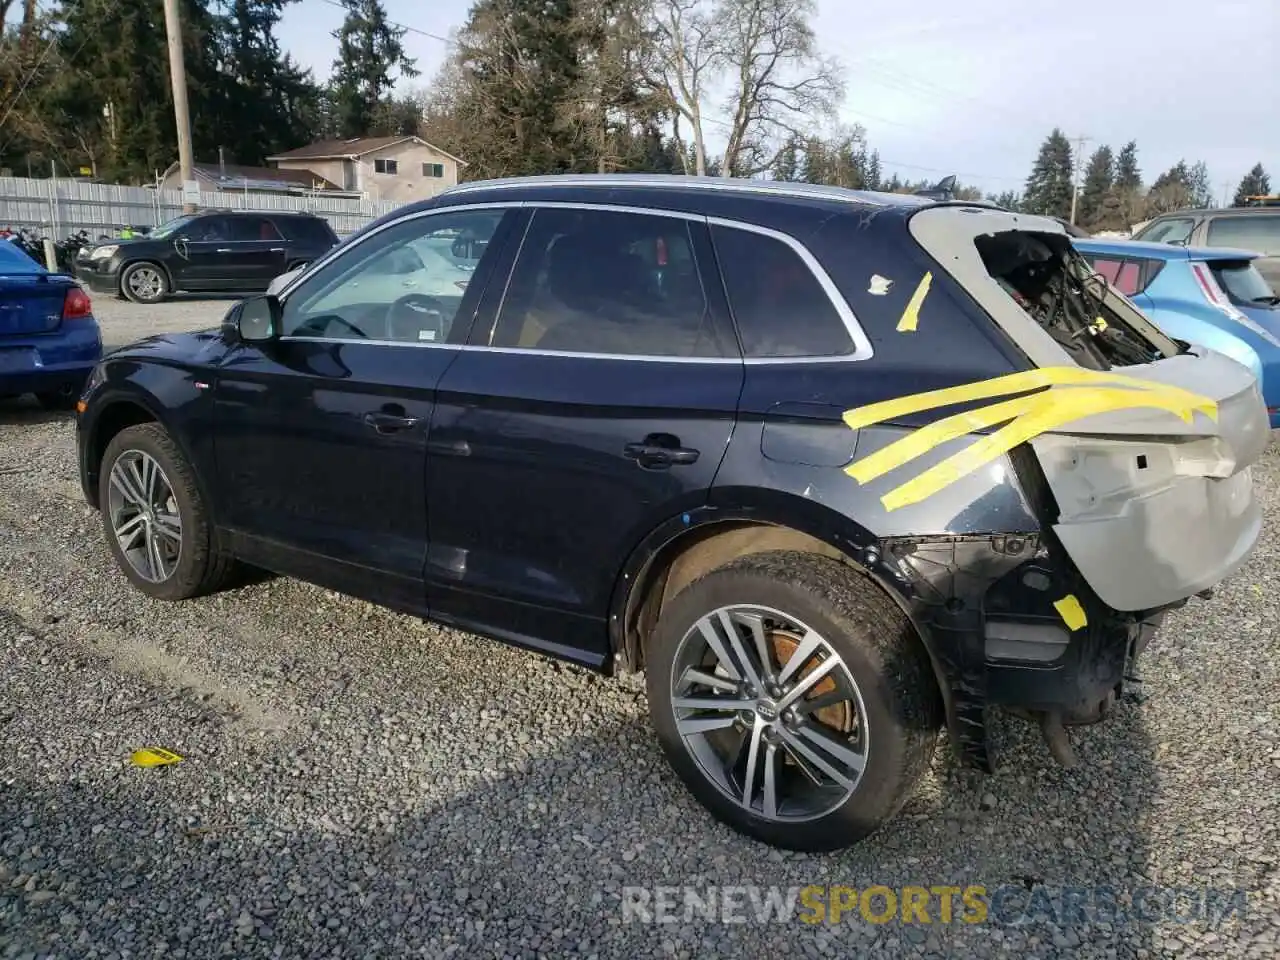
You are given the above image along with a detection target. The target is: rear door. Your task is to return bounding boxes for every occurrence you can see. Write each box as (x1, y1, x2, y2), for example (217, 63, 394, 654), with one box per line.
(222, 216, 289, 288)
(1205, 215, 1280, 291)
(424, 204, 743, 664)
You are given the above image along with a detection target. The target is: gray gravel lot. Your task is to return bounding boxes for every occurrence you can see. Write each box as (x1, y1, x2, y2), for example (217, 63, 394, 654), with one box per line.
(1, 297, 1279, 958)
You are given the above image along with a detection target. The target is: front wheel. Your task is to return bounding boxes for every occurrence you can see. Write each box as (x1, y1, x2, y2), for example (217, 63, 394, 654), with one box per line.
(120, 262, 169, 304)
(646, 550, 941, 852)
(98, 423, 233, 600)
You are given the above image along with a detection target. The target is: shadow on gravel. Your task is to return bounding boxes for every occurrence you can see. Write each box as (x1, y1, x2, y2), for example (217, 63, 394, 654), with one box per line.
(1, 702, 1170, 958)
(0, 397, 74, 427)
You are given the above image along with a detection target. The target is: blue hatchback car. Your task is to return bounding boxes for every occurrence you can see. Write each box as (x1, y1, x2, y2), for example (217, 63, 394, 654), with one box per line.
(0, 239, 102, 408)
(1074, 238, 1280, 427)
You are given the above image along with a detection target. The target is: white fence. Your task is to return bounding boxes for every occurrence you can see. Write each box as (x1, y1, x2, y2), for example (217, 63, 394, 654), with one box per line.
(0, 176, 404, 238)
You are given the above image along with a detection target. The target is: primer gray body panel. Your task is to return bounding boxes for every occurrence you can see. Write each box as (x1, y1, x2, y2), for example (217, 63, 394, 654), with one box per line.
(910, 206, 1270, 612)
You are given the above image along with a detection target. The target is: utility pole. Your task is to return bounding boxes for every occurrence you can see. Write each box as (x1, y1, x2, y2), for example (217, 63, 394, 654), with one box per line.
(162, 0, 196, 214)
(1068, 134, 1092, 226)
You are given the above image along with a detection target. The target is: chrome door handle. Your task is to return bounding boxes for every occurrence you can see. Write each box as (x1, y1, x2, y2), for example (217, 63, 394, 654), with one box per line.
(269, 247, 285, 252)
(215, 247, 232, 253)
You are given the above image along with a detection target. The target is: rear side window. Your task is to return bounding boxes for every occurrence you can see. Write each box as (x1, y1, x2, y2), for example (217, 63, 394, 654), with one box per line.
(711, 225, 853, 358)
(1082, 255, 1162, 296)
(1206, 216, 1280, 255)
(490, 207, 721, 358)
(228, 216, 282, 242)
(275, 216, 339, 247)
(1137, 218, 1195, 246)
(1208, 260, 1278, 307)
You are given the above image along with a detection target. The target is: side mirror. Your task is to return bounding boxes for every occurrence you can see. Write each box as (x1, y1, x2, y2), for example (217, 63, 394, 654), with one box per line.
(233, 295, 281, 343)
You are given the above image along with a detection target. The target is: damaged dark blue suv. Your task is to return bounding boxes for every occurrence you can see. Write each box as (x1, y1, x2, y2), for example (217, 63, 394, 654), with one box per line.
(75, 175, 1266, 851)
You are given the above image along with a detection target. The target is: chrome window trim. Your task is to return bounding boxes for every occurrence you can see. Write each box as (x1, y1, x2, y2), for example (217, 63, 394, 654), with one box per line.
(273, 198, 874, 365)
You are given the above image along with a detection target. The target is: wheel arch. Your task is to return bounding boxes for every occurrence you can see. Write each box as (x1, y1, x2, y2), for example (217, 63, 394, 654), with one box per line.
(607, 503, 951, 725)
(82, 386, 208, 516)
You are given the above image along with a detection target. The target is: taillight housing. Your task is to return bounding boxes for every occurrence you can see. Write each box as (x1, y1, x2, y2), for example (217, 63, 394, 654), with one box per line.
(63, 285, 93, 320)
(1190, 262, 1246, 321)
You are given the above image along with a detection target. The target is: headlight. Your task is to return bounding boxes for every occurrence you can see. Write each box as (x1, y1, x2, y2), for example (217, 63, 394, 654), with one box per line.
(90, 245, 118, 260)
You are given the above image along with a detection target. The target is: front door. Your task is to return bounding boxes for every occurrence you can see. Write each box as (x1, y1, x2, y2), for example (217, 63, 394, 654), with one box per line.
(425, 205, 744, 664)
(211, 205, 521, 613)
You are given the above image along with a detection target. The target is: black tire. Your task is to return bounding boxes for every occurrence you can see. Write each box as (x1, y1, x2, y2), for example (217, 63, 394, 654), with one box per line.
(98, 422, 234, 600)
(646, 550, 941, 852)
(119, 261, 169, 304)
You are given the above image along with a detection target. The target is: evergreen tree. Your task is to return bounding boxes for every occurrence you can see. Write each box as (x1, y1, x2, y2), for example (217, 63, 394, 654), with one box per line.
(771, 135, 801, 181)
(212, 1, 321, 164)
(1147, 160, 1193, 216)
(1187, 161, 1213, 208)
(1233, 164, 1272, 206)
(864, 150, 882, 191)
(1078, 144, 1113, 228)
(1022, 128, 1074, 219)
(331, 0, 418, 139)
(1114, 141, 1142, 191)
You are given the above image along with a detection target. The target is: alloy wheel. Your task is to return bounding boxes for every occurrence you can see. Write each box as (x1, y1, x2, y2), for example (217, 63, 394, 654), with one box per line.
(106, 450, 182, 582)
(669, 604, 869, 823)
(127, 267, 163, 301)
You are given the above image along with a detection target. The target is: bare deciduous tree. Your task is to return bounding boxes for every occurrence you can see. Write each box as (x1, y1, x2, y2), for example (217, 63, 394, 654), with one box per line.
(643, 0, 841, 176)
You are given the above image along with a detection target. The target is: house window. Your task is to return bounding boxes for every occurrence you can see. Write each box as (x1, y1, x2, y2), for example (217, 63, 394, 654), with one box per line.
(374, 158, 398, 175)
(423, 162, 445, 178)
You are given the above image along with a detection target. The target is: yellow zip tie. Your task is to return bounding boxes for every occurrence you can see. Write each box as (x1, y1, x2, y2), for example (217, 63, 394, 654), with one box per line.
(896, 271, 933, 332)
(1054, 595, 1088, 631)
(131, 747, 183, 768)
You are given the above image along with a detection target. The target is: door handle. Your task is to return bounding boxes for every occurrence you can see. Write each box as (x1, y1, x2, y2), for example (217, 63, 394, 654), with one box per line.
(269, 247, 286, 252)
(363, 411, 421, 434)
(216, 247, 232, 253)
(623, 440, 700, 469)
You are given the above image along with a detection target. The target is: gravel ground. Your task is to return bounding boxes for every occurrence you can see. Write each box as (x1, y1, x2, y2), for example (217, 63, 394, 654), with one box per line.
(1, 298, 1279, 958)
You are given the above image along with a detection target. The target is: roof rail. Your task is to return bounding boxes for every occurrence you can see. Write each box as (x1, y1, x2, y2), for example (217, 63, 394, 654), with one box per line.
(441, 173, 931, 208)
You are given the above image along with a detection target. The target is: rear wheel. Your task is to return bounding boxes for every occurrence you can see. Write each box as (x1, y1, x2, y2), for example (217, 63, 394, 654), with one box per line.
(99, 423, 233, 600)
(646, 550, 940, 851)
(120, 262, 169, 304)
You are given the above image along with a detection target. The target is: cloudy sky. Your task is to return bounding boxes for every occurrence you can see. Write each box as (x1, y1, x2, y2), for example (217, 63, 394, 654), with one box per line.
(282, 0, 1278, 198)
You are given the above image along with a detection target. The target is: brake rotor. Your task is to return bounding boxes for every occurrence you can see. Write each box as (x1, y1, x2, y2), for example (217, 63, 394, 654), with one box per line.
(769, 628, 854, 733)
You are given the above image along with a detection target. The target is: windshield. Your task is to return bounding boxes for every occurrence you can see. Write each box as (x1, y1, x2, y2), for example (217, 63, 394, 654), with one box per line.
(150, 215, 198, 240)
(1209, 260, 1279, 308)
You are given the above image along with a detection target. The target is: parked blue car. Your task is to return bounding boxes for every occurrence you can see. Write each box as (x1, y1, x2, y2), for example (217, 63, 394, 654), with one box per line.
(0, 239, 102, 409)
(1074, 237, 1280, 427)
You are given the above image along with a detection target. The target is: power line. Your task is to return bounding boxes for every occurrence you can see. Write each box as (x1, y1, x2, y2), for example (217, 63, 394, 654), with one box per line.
(315, 0, 453, 45)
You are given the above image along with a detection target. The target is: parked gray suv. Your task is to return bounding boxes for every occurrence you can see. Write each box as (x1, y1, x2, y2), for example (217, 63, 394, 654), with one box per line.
(1133, 208, 1280, 289)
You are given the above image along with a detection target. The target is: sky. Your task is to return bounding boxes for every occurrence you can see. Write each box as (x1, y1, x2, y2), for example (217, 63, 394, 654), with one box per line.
(281, 0, 1280, 199)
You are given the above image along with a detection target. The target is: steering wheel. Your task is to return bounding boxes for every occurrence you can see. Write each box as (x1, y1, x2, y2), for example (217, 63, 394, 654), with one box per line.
(317, 314, 370, 340)
(386, 293, 449, 342)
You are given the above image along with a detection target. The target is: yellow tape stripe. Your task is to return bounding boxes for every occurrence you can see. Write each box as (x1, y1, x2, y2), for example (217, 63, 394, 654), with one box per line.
(846, 394, 1043, 484)
(841, 366, 1217, 431)
(1054, 595, 1088, 631)
(879, 388, 1212, 511)
(896, 272, 932, 332)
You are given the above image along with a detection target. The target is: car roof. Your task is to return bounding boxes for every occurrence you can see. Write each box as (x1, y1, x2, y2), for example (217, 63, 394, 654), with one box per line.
(432, 173, 944, 217)
(200, 208, 320, 218)
(1145, 206, 1280, 221)
(1072, 237, 1261, 262)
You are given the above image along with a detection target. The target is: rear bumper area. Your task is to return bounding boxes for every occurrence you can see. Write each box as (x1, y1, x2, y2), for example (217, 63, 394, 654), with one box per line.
(882, 533, 1180, 770)
(0, 320, 100, 397)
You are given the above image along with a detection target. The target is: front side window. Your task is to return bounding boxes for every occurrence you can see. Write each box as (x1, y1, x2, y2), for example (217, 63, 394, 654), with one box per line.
(1137, 218, 1195, 246)
(712, 224, 854, 358)
(374, 158, 399, 175)
(1206, 216, 1280, 256)
(489, 207, 721, 357)
(280, 209, 507, 343)
(188, 216, 231, 241)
